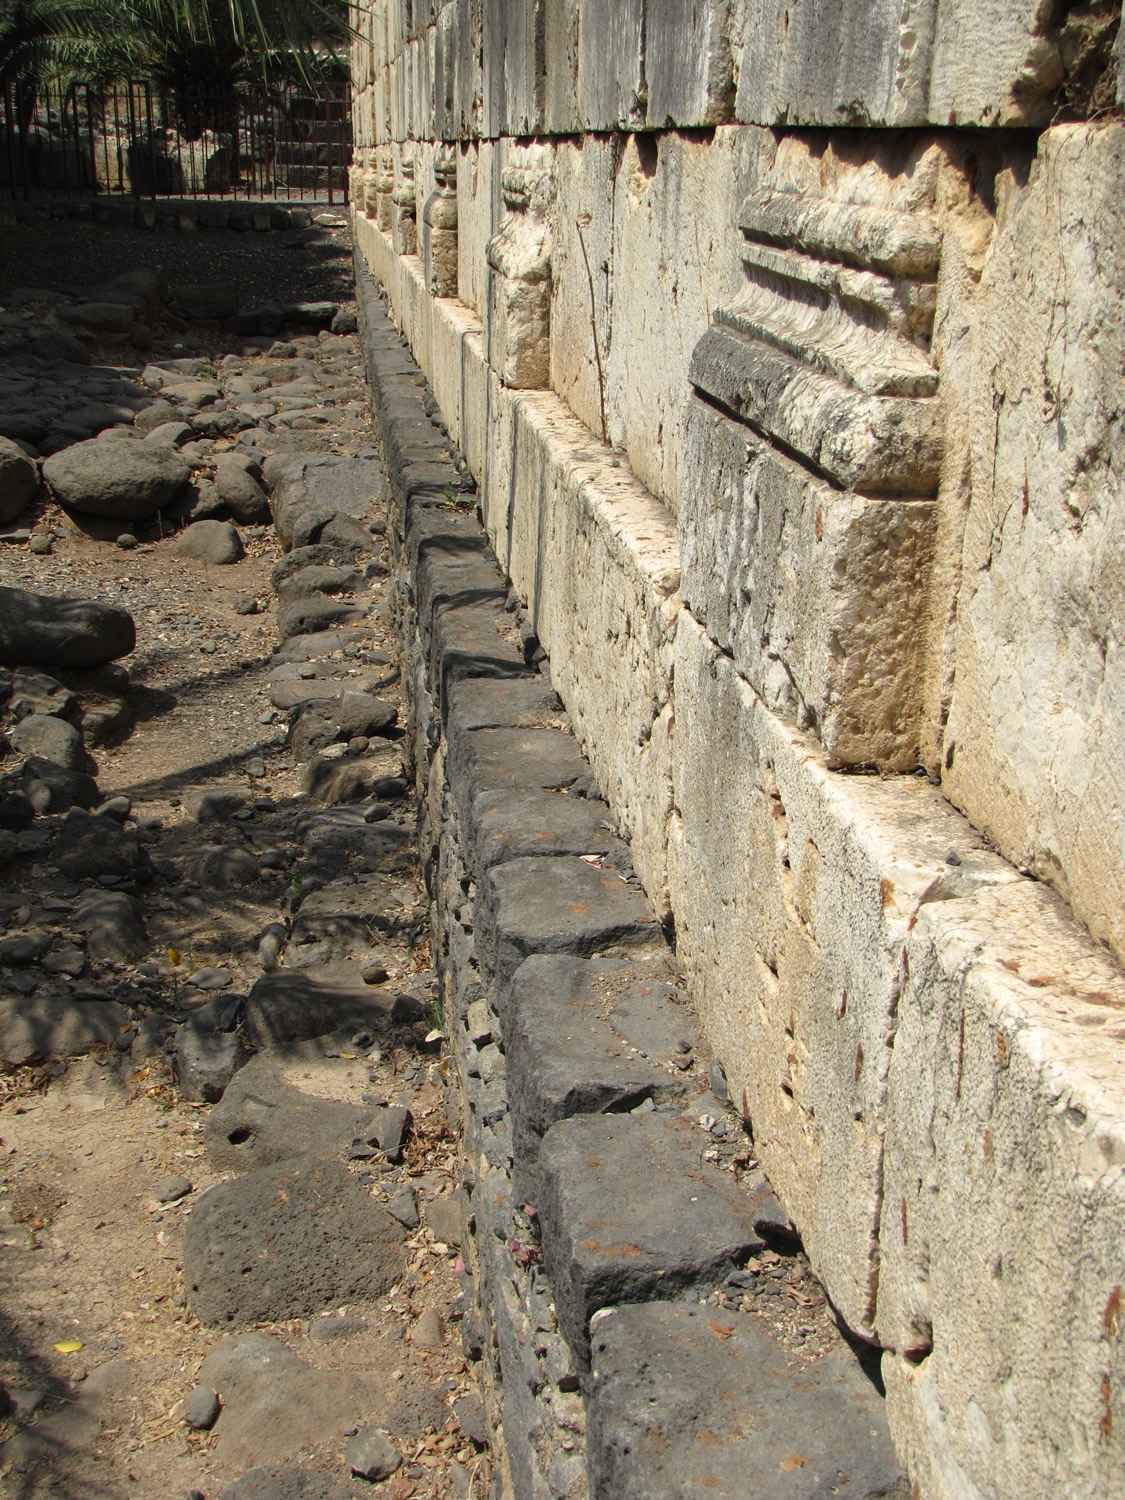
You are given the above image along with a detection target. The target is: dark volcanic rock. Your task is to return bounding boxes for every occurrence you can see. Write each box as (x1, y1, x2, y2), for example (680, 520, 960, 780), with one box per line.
(43, 438, 189, 520)
(183, 1156, 402, 1324)
(0, 994, 130, 1066)
(172, 519, 245, 565)
(537, 1110, 764, 1365)
(0, 586, 135, 668)
(174, 1022, 249, 1102)
(8, 713, 85, 770)
(587, 1302, 904, 1500)
(204, 1050, 372, 1171)
(0, 437, 39, 523)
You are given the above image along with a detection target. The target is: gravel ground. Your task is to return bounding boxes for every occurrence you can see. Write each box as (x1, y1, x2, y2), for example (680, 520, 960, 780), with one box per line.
(0, 222, 490, 1500)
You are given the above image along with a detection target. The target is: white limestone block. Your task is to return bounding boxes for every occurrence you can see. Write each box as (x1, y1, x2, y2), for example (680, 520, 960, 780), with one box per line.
(879, 879, 1125, 1500)
(943, 123, 1125, 965)
(680, 397, 936, 769)
(576, 0, 646, 130)
(484, 143, 554, 388)
(668, 611, 1019, 1337)
(645, 0, 735, 127)
(734, 0, 1086, 128)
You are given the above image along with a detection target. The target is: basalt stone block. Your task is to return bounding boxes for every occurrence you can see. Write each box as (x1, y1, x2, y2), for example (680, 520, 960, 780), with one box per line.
(505, 954, 690, 1197)
(464, 785, 619, 877)
(587, 1302, 904, 1500)
(476, 855, 660, 987)
(536, 1110, 764, 1366)
(443, 673, 568, 737)
(184, 1156, 402, 1325)
(244, 971, 386, 1049)
(446, 725, 587, 808)
(428, 599, 530, 704)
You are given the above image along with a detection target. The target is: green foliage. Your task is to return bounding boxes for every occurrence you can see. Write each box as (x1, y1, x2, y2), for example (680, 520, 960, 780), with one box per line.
(1, 0, 351, 96)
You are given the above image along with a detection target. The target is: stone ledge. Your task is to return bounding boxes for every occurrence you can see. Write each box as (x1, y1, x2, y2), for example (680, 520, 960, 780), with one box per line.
(357, 240, 907, 1500)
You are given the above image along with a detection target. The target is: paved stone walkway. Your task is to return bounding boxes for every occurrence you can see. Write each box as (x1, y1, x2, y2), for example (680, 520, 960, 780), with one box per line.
(0, 261, 489, 1500)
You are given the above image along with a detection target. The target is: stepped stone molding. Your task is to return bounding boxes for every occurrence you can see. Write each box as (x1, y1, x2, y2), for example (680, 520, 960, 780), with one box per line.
(684, 161, 944, 768)
(390, 142, 418, 254)
(484, 143, 554, 389)
(374, 143, 394, 231)
(422, 145, 459, 297)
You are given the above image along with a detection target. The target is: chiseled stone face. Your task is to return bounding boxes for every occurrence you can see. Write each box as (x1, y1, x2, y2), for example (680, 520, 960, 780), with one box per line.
(484, 143, 555, 388)
(943, 123, 1125, 967)
(734, 0, 1103, 129)
(879, 880, 1125, 1500)
(668, 612, 1020, 1337)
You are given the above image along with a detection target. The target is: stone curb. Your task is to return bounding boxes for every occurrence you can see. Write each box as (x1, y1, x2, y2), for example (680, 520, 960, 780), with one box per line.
(353, 246, 906, 1500)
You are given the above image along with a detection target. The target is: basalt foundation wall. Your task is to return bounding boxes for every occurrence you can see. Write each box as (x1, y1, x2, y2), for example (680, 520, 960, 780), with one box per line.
(350, 5, 1125, 1498)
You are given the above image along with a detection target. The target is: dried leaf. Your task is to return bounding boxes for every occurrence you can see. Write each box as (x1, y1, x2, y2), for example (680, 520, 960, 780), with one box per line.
(167, 948, 181, 966)
(54, 1339, 84, 1353)
(707, 1321, 734, 1340)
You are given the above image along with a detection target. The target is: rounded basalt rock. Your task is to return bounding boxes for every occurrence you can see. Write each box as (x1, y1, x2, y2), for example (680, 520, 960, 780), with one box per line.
(44, 437, 189, 521)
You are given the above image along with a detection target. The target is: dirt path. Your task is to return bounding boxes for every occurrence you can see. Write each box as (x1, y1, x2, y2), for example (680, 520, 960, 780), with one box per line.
(0, 229, 489, 1500)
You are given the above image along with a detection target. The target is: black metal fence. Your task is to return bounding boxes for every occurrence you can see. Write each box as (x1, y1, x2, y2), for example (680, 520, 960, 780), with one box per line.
(1, 77, 351, 203)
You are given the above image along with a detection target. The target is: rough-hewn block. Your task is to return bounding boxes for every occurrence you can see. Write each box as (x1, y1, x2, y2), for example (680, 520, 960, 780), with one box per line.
(588, 1302, 904, 1500)
(943, 123, 1125, 966)
(668, 611, 1018, 1337)
(680, 396, 935, 769)
(879, 879, 1125, 1500)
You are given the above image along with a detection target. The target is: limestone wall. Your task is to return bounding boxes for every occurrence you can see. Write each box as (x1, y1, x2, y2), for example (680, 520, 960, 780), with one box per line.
(349, 5, 1125, 1497)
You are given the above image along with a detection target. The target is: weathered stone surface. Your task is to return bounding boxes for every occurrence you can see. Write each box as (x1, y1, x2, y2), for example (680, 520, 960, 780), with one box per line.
(536, 1110, 763, 1364)
(588, 1302, 903, 1500)
(0, 437, 39, 523)
(43, 438, 189, 520)
(244, 971, 385, 1049)
(878, 879, 1125, 1500)
(218, 1467, 354, 1500)
(174, 1023, 250, 1103)
(942, 123, 1125, 967)
(205, 1052, 372, 1172)
(183, 1156, 401, 1324)
(214, 461, 272, 524)
(668, 612, 1018, 1340)
(477, 855, 660, 985)
(172, 519, 245, 565)
(504, 953, 689, 1196)
(734, 0, 1081, 128)
(20, 756, 101, 814)
(8, 712, 85, 770)
(51, 814, 142, 880)
(73, 890, 147, 959)
(278, 596, 366, 641)
(0, 586, 135, 668)
(0, 995, 130, 1066)
(484, 145, 554, 389)
(199, 1332, 383, 1472)
(464, 786, 618, 875)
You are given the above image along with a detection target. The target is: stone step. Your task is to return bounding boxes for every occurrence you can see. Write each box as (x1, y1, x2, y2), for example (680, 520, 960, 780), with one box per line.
(354, 250, 907, 1500)
(587, 1302, 905, 1500)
